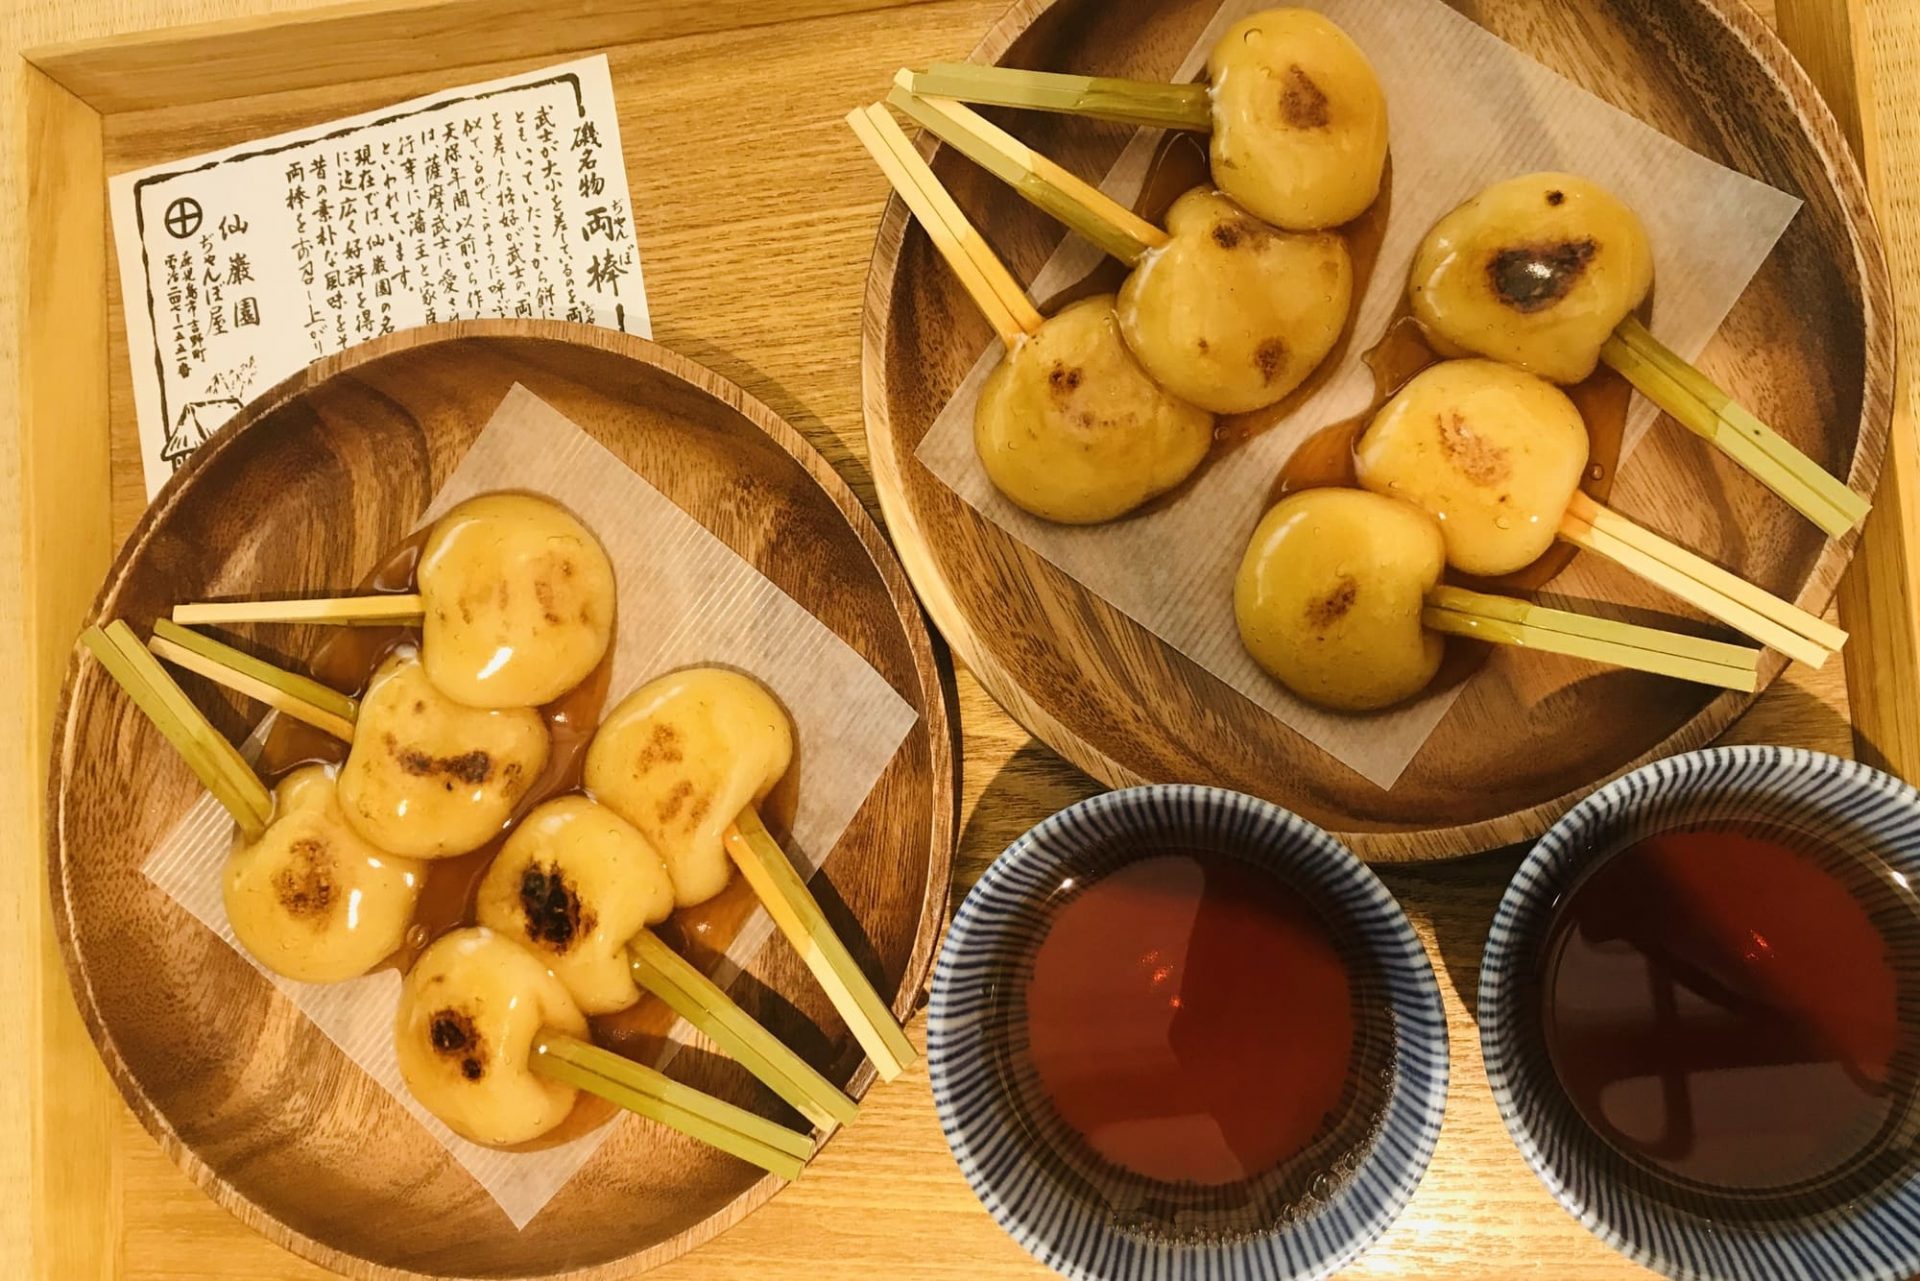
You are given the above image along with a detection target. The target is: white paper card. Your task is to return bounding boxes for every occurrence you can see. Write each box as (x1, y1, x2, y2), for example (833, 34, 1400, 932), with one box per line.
(144, 386, 921, 1227)
(915, 0, 1802, 790)
(111, 56, 649, 497)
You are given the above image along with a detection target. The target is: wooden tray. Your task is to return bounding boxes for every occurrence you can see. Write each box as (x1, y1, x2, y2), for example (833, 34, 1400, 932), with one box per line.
(11, 1, 1917, 1279)
(862, 0, 1897, 862)
(46, 322, 957, 1280)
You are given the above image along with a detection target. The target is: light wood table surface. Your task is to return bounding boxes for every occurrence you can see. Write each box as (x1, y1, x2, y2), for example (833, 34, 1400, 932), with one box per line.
(3, 0, 1915, 1277)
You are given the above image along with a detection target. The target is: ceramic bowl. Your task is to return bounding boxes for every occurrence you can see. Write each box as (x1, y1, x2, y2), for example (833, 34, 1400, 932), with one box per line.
(928, 785, 1448, 1280)
(1481, 746, 1920, 1281)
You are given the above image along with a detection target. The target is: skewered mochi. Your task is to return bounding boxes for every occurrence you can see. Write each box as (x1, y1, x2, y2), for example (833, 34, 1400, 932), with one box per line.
(1206, 9, 1389, 230)
(1235, 488, 1446, 711)
(223, 764, 423, 983)
(1409, 173, 1654, 384)
(585, 668, 793, 909)
(476, 795, 676, 1015)
(1355, 360, 1590, 576)
(1117, 188, 1352, 414)
(338, 650, 550, 860)
(417, 493, 617, 708)
(976, 295, 1214, 524)
(395, 927, 588, 1147)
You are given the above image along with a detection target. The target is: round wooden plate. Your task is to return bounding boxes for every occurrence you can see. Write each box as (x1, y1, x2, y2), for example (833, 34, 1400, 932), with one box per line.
(862, 0, 1895, 860)
(47, 320, 958, 1281)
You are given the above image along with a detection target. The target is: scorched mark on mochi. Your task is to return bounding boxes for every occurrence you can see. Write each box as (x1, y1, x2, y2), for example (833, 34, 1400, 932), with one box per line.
(1307, 576, 1359, 629)
(1487, 239, 1597, 313)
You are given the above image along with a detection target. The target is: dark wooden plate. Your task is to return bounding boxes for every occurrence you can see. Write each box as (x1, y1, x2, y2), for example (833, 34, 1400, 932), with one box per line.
(861, 0, 1895, 860)
(47, 320, 958, 1280)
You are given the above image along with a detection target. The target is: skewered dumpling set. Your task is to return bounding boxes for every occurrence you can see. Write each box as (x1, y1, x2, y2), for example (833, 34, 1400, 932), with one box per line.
(82, 492, 908, 1178)
(854, 6, 1863, 713)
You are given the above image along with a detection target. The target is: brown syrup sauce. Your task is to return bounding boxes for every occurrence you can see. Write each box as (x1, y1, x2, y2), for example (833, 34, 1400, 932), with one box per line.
(1542, 821, 1918, 1197)
(1026, 851, 1357, 1186)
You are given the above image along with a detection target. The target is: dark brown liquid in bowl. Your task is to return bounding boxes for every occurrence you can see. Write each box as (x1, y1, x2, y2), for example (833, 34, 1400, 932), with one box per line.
(1541, 820, 1920, 1201)
(1026, 851, 1357, 1187)
(990, 838, 1391, 1242)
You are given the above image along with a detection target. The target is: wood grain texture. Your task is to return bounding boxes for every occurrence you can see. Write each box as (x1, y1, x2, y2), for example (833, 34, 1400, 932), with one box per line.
(863, 0, 1897, 862)
(47, 322, 957, 1281)
(0, 0, 1904, 1277)
(1778, 0, 1920, 784)
(23, 0, 945, 114)
(18, 61, 125, 1281)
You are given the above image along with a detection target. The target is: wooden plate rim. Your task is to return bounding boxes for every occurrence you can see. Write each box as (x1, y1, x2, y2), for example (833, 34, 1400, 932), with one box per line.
(45, 318, 961, 1281)
(859, 0, 1896, 862)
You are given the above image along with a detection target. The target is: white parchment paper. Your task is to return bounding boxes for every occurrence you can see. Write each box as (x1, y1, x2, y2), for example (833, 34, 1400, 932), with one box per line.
(916, 0, 1803, 789)
(144, 386, 920, 1227)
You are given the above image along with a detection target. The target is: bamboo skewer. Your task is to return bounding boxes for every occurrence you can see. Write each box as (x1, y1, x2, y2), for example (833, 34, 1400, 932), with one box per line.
(173, 593, 426, 627)
(533, 1031, 811, 1180)
(908, 63, 1214, 132)
(149, 618, 359, 741)
(847, 103, 1042, 347)
(1424, 586, 1761, 692)
(151, 625, 869, 1122)
(886, 71, 1167, 267)
(1560, 492, 1843, 668)
(79, 622, 273, 838)
(627, 931, 859, 1130)
(1566, 492, 1847, 653)
(1602, 318, 1867, 537)
(723, 807, 918, 1082)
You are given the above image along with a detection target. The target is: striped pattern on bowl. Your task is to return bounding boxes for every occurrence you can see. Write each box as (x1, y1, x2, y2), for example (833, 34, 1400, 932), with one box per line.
(928, 785, 1448, 1281)
(1481, 746, 1920, 1281)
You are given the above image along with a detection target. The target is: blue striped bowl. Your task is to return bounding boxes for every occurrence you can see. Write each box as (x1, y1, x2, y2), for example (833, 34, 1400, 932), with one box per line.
(928, 785, 1448, 1281)
(1481, 746, 1920, 1281)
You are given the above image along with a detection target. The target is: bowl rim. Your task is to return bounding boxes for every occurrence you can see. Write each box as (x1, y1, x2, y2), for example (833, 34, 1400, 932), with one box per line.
(927, 783, 1450, 1281)
(44, 318, 962, 1281)
(856, 0, 1898, 864)
(1478, 744, 1920, 1281)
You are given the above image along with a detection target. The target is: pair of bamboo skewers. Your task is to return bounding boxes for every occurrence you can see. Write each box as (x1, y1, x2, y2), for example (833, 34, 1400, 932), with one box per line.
(81, 619, 820, 1179)
(864, 79, 1845, 677)
(900, 63, 1868, 540)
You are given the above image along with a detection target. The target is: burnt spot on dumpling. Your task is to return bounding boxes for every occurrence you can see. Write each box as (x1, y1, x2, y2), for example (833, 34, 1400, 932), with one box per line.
(429, 1008, 486, 1081)
(272, 838, 335, 920)
(633, 723, 684, 773)
(1437, 411, 1512, 485)
(1487, 239, 1597, 313)
(519, 863, 595, 952)
(1255, 337, 1289, 383)
(1306, 575, 1359, 629)
(1279, 66, 1331, 129)
(395, 743, 495, 786)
